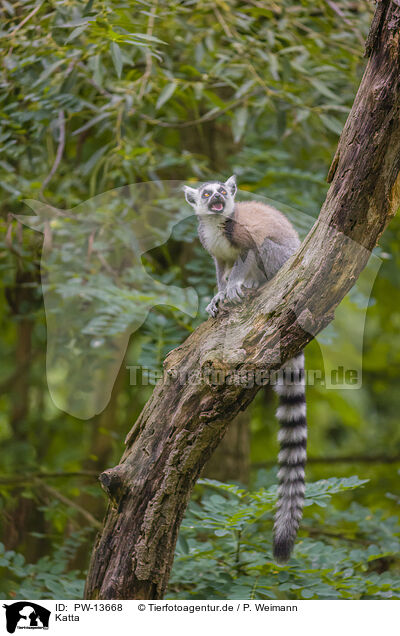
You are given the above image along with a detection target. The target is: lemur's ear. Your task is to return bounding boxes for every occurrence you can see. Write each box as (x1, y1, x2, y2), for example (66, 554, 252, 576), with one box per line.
(225, 175, 237, 196)
(183, 185, 199, 207)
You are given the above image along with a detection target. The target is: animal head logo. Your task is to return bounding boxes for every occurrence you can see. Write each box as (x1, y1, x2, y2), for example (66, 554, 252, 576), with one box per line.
(3, 602, 50, 633)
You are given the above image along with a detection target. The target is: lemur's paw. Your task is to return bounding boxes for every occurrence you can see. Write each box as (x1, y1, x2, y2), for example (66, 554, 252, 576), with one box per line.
(206, 303, 219, 317)
(245, 280, 260, 289)
(206, 292, 225, 317)
(225, 282, 245, 304)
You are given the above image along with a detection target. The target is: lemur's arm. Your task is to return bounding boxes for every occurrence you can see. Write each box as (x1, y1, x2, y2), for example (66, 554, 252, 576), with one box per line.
(225, 249, 263, 303)
(207, 250, 261, 315)
(215, 258, 227, 292)
(206, 258, 228, 317)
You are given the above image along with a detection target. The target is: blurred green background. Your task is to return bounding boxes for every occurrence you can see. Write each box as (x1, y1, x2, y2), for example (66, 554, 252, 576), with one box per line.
(0, 0, 399, 599)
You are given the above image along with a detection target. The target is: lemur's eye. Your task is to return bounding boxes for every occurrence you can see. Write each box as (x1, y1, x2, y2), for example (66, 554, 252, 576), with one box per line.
(203, 191, 211, 198)
(220, 189, 227, 195)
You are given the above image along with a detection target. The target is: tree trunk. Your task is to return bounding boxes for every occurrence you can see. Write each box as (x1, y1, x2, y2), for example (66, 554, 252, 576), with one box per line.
(202, 410, 250, 483)
(85, 1, 400, 600)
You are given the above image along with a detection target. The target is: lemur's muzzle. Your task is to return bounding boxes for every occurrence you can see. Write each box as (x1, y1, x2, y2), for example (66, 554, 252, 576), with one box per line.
(209, 195, 224, 212)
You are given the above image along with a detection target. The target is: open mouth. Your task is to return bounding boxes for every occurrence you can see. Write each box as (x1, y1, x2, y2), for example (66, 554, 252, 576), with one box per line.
(209, 201, 224, 212)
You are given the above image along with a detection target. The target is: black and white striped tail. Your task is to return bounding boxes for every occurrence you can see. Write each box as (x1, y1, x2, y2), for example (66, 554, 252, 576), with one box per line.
(272, 352, 307, 563)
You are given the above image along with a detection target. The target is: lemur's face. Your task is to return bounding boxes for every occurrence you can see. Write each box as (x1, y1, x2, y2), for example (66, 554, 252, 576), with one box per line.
(183, 175, 237, 217)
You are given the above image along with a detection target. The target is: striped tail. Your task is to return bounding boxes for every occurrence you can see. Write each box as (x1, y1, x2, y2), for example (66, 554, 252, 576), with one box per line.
(272, 352, 307, 563)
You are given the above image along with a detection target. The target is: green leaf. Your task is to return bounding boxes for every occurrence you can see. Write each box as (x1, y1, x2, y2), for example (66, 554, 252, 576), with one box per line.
(81, 144, 110, 176)
(319, 114, 343, 135)
(110, 42, 123, 79)
(232, 106, 248, 143)
(214, 528, 230, 537)
(128, 32, 167, 44)
(301, 589, 314, 598)
(83, 0, 95, 14)
(65, 24, 87, 43)
(72, 113, 110, 136)
(156, 82, 177, 110)
(309, 78, 340, 101)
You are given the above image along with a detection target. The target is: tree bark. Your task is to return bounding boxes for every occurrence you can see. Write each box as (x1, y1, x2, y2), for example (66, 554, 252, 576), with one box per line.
(85, 1, 400, 600)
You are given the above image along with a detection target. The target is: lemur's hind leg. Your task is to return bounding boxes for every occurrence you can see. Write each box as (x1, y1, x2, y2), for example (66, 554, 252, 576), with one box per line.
(224, 249, 265, 304)
(257, 238, 300, 281)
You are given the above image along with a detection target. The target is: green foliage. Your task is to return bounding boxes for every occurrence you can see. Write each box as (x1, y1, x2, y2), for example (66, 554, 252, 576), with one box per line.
(167, 474, 400, 600)
(0, 531, 88, 599)
(1, 0, 371, 211)
(1, 0, 400, 602)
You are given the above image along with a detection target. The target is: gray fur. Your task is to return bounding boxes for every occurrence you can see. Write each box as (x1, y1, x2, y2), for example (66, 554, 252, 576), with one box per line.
(183, 176, 306, 562)
(185, 175, 300, 316)
(258, 237, 300, 280)
(273, 353, 306, 563)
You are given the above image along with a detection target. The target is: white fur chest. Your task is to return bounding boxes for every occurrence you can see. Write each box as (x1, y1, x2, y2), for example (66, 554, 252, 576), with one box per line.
(198, 217, 239, 263)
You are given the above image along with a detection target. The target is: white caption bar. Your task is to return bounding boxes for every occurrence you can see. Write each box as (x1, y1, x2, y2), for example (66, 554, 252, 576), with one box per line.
(1, 599, 398, 636)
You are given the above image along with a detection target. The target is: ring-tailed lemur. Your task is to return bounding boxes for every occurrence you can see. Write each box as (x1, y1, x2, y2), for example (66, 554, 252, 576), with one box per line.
(184, 175, 306, 563)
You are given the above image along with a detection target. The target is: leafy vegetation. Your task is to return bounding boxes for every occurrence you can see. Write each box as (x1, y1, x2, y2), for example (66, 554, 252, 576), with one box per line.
(3, 474, 399, 600)
(0, 531, 87, 599)
(168, 474, 400, 600)
(0, 0, 399, 601)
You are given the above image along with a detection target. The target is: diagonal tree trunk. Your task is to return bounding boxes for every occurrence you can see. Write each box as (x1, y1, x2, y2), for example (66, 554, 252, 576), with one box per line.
(84, 1, 400, 600)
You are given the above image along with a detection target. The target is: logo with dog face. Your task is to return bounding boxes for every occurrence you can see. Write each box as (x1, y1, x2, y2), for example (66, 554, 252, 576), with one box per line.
(3, 602, 50, 633)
